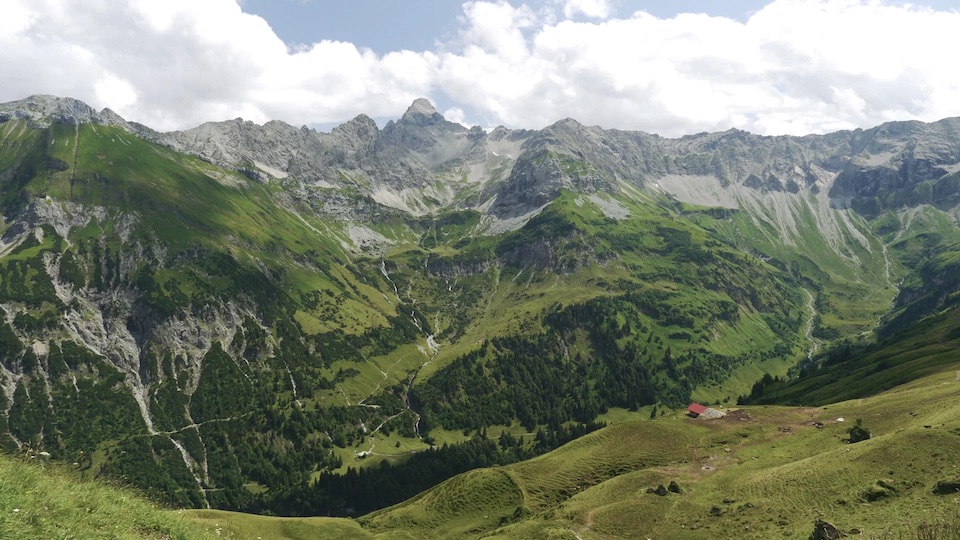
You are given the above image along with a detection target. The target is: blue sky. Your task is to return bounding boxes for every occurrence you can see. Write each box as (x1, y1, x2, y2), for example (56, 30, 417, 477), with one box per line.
(3, 1, 960, 136)
(240, 1, 779, 54)
(242, 0, 959, 54)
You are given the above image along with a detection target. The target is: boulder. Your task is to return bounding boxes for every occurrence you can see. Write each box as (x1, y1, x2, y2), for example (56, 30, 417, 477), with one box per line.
(933, 478, 960, 495)
(809, 519, 845, 540)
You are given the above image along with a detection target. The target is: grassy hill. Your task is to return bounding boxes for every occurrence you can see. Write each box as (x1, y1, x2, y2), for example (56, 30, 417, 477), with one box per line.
(0, 453, 213, 539)
(749, 306, 960, 406)
(192, 359, 960, 539)
(4, 109, 960, 527)
(4, 358, 956, 539)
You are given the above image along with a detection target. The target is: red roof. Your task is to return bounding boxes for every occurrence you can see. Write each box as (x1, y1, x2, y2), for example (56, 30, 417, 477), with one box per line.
(688, 403, 708, 415)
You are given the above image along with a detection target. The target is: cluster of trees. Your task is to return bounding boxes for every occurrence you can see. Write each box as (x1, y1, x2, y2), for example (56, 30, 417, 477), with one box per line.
(417, 294, 793, 433)
(0, 252, 61, 308)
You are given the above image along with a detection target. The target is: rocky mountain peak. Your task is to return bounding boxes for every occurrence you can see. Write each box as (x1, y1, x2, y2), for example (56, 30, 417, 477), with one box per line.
(404, 98, 438, 117)
(400, 98, 444, 127)
(550, 117, 585, 130)
(0, 94, 131, 130)
(335, 113, 379, 137)
(329, 113, 380, 155)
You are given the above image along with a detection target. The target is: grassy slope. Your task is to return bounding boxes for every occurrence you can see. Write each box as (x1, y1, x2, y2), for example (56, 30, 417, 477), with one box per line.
(0, 454, 213, 540)
(5, 360, 954, 540)
(405, 189, 804, 390)
(756, 306, 960, 405)
(188, 510, 396, 540)
(6, 119, 393, 331)
(197, 361, 960, 539)
(0, 118, 813, 501)
(9, 117, 959, 524)
(688, 194, 896, 337)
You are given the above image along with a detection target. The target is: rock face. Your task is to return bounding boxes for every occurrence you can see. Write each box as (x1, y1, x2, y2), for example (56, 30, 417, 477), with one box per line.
(147, 101, 960, 231)
(829, 119, 960, 215)
(809, 519, 845, 540)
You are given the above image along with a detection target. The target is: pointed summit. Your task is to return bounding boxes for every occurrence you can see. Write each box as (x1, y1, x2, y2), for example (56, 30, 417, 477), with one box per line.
(403, 98, 438, 120)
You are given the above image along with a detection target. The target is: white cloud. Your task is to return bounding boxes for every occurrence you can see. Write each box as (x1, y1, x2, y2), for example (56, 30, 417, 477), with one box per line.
(436, 0, 960, 135)
(0, 0, 958, 136)
(442, 107, 470, 127)
(561, 0, 613, 19)
(94, 74, 138, 111)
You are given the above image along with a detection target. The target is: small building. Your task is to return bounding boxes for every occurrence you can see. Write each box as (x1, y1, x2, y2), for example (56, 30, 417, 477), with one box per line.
(688, 403, 708, 416)
(688, 402, 725, 419)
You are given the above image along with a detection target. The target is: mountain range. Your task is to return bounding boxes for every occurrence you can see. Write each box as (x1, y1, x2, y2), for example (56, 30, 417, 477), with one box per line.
(0, 94, 959, 531)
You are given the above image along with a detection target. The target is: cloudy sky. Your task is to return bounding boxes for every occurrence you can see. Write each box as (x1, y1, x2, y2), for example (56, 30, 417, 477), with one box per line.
(2, 0, 959, 136)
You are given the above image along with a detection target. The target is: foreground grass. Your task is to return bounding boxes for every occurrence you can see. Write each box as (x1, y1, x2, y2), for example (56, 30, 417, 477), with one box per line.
(0, 454, 212, 540)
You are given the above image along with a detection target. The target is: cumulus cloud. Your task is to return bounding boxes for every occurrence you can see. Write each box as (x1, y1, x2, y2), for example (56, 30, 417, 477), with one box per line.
(561, 0, 613, 19)
(0, 0, 958, 136)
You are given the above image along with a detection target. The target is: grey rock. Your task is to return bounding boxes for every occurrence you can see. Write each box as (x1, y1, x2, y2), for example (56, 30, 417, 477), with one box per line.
(0, 94, 135, 130)
(809, 519, 845, 540)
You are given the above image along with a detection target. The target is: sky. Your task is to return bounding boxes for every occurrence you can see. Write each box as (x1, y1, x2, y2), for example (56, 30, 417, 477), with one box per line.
(2, 0, 960, 136)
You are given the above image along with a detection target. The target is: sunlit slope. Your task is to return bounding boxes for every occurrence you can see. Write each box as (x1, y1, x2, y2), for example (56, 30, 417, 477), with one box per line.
(751, 306, 960, 406)
(0, 454, 212, 540)
(0, 117, 413, 507)
(380, 367, 960, 539)
(196, 361, 960, 539)
(400, 190, 808, 430)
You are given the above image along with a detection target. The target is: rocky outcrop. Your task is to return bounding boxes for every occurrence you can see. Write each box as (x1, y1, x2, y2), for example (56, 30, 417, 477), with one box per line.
(828, 118, 960, 215)
(0, 95, 133, 130)
(809, 519, 845, 540)
(933, 478, 960, 495)
(490, 119, 656, 216)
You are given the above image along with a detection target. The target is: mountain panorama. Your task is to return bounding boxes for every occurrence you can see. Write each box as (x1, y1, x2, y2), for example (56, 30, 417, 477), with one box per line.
(1, 94, 960, 539)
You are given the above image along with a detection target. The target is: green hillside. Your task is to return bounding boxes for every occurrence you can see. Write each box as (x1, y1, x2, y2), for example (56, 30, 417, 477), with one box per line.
(747, 306, 960, 406)
(195, 362, 960, 539)
(4, 104, 960, 534)
(0, 453, 212, 539)
(0, 113, 827, 515)
(3, 358, 956, 540)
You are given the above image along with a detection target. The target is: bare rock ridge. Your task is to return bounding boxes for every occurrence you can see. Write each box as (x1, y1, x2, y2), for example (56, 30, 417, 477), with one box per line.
(0, 94, 132, 130)
(3, 94, 960, 222)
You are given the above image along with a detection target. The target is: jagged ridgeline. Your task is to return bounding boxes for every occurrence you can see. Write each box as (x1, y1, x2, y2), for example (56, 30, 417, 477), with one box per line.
(0, 95, 959, 515)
